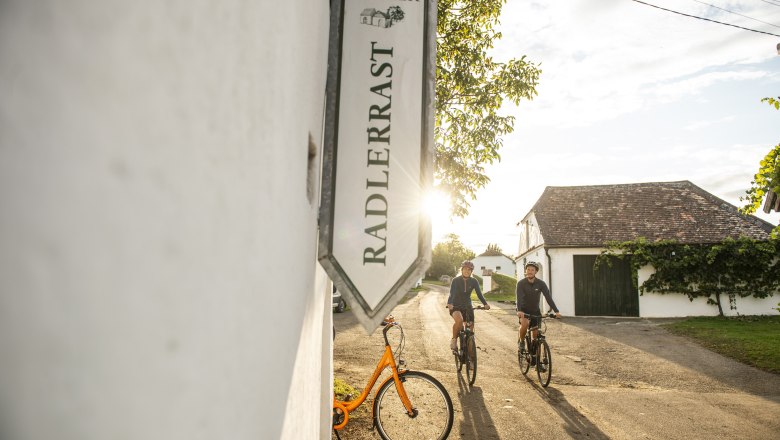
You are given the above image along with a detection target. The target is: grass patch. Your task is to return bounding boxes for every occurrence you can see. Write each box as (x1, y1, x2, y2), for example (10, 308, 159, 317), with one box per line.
(662, 315, 780, 374)
(423, 278, 449, 286)
(333, 378, 372, 434)
(475, 291, 516, 302)
(334, 378, 360, 401)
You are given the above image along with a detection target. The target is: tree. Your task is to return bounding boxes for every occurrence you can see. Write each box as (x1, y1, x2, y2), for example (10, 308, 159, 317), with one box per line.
(486, 243, 502, 253)
(436, 0, 541, 218)
(387, 6, 404, 23)
(741, 97, 780, 238)
(428, 233, 476, 279)
(597, 237, 780, 316)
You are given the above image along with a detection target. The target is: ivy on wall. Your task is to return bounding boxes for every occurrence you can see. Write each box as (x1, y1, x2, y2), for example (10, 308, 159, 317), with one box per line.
(596, 237, 780, 316)
(741, 97, 780, 239)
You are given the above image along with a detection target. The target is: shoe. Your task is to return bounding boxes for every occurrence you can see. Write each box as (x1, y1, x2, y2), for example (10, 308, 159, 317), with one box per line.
(450, 338, 458, 352)
(538, 364, 547, 373)
(518, 341, 526, 354)
(530, 356, 537, 366)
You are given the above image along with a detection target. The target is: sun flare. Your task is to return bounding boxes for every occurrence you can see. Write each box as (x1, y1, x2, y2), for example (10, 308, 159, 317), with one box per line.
(422, 190, 452, 229)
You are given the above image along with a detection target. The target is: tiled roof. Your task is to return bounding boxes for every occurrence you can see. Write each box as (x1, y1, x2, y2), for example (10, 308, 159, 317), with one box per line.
(529, 181, 775, 247)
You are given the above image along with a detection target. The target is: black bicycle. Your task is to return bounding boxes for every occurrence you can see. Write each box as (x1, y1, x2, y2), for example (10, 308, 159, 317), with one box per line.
(518, 312, 558, 387)
(453, 305, 485, 386)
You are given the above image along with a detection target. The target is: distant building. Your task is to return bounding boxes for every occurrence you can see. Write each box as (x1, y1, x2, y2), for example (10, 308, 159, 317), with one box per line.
(472, 248, 516, 277)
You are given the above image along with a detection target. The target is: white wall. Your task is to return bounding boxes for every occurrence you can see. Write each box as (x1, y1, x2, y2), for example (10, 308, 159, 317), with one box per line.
(517, 213, 543, 256)
(637, 266, 780, 317)
(0, 1, 331, 439)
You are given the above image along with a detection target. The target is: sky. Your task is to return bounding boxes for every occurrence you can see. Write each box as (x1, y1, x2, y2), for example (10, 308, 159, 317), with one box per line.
(431, 0, 780, 257)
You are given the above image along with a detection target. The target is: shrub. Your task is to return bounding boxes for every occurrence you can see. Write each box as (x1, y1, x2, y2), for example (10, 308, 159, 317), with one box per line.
(490, 272, 517, 294)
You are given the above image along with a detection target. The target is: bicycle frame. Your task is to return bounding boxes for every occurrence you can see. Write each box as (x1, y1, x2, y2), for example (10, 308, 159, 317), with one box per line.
(455, 304, 483, 345)
(521, 312, 554, 346)
(332, 323, 414, 431)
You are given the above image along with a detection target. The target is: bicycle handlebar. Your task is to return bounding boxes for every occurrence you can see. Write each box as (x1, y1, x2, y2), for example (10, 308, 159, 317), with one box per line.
(445, 304, 488, 309)
(381, 317, 400, 346)
(519, 311, 559, 319)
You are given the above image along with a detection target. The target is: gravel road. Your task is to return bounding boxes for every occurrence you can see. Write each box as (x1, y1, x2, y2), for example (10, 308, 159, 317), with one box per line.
(332, 285, 780, 439)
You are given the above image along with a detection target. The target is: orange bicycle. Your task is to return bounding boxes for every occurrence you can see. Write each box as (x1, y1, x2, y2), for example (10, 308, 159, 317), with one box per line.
(332, 316, 454, 440)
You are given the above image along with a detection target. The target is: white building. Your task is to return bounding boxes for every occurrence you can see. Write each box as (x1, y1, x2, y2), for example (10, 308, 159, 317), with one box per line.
(472, 249, 516, 277)
(516, 181, 779, 318)
(0, 2, 332, 439)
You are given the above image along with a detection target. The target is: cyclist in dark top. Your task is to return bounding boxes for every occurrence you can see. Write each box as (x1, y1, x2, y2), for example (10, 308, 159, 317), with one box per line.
(447, 260, 490, 352)
(516, 261, 561, 363)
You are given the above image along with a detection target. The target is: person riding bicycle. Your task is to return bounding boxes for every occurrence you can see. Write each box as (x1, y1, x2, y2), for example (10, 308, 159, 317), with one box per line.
(516, 261, 561, 366)
(447, 260, 490, 352)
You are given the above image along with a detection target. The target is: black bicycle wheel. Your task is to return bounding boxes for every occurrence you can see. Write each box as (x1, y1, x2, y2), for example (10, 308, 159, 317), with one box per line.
(537, 339, 552, 387)
(373, 371, 454, 440)
(465, 335, 477, 385)
(454, 334, 463, 372)
(519, 335, 531, 375)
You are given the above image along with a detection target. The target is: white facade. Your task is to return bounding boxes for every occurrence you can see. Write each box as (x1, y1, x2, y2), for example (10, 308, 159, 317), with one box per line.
(0, 2, 331, 439)
(517, 212, 544, 257)
(473, 254, 516, 277)
(518, 246, 779, 318)
(637, 265, 779, 317)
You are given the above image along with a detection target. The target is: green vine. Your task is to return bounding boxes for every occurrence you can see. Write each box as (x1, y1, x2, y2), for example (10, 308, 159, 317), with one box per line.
(597, 237, 780, 316)
(741, 97, 780, 238)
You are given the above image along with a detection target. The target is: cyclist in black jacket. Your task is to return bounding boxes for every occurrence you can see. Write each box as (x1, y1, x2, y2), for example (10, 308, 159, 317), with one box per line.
(447, 260, 490, 352)
(516, 261, 561, 362)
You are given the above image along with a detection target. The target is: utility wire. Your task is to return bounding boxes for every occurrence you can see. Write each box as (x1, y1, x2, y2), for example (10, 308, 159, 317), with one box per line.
(758, 0, 780, 8)
(631, 0, 780, 37)
(690, 0, 780, 29)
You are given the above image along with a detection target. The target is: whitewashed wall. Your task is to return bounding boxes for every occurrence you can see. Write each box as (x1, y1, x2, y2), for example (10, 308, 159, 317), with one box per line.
(517, 213, 543, 256)
(0, 1, 332, 439)
(637, 266, 780, 317)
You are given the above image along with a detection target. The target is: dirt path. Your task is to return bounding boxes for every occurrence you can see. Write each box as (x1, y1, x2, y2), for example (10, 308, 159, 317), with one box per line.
(332, 285, 780, 439)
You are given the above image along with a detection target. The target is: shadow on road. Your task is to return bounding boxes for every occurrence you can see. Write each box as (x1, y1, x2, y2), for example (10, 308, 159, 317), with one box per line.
(521, 374, 610, 439)
(455, 372, 501, 440)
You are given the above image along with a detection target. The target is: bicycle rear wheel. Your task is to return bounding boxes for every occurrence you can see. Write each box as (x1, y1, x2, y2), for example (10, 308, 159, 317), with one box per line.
(373, 371, 454, 440)
(537, 339, 552, 387)
(465, 335, 477, 385)
(518, 335, 531, 375)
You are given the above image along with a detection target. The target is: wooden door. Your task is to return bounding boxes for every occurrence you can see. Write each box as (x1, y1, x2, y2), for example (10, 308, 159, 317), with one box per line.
(573, 255, 639, 316)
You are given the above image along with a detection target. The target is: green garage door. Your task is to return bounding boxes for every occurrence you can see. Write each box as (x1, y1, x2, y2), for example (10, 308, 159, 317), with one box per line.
(574, 255, 639, 316)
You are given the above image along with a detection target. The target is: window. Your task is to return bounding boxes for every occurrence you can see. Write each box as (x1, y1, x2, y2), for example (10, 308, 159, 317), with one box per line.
(496, 266, 501, 271)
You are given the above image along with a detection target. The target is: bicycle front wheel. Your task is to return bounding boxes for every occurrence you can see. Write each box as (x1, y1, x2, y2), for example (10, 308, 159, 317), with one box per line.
(518, 336, 531, 375)
(373, 371, 454, 440)
(454, 336, 463, 372)
(537, 339, 552, 387)
(465, 335, 477, 385)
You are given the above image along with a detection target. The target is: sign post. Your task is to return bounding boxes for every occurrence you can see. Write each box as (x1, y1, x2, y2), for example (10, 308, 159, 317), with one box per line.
(319, 0, 436, 333)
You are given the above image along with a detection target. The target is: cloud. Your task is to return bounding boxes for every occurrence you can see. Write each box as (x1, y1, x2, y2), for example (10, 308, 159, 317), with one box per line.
(495, 0, 780, 128)
(651, 70, 769, 103)
(683, 115, 737, 131)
